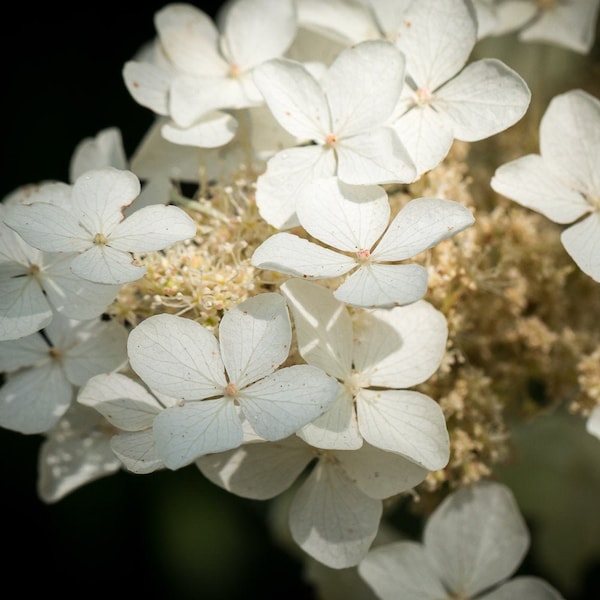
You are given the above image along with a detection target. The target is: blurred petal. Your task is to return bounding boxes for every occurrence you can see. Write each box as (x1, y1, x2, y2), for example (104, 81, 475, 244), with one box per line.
(560, 214, 600, 282)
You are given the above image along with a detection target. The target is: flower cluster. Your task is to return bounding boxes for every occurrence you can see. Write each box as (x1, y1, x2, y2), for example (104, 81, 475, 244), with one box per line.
(2, 0, 600, 598)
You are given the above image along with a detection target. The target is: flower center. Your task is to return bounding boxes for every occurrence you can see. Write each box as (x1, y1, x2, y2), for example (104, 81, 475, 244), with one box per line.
(325, 133, 338, 147)
(414, 86, 433, 106)
(229, 63, 241, 78)
(224, 382, 239, 398)
(93, 232, 108, 246)
(356, 248, 371, 263)
(537, 0, 557, 10)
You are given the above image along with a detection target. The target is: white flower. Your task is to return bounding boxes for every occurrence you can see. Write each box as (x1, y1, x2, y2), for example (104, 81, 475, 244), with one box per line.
(3, 167, 197, 285)
(0, 313, 128, 434)
(479, 0, 600, 54)
(358, 480, 565, 599)
(252, 39, 416, 229)
(491, 89, 600, 282)
(37, 402, 122, 504)
(197, 435, 428, 568)
(126, 293, 339, 469)
(123, 0, 297, 148)
(0, 197, 120, 341)
(78, 372, 175, 474)
(280, 279, 450, 471)
(389, 0, 531, 176)
(69, 127, 127, 183)
(252, 177, 474, 308)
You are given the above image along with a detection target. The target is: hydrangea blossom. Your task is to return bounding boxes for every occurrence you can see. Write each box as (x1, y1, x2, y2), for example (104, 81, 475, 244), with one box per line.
(358, 480, 565, 599)
(490, 89, 600, 282)
(123, 0, 297, 147)
(252, 177, 474, 308)
(37, 402, 122, 503)
(388, 0, 531, 176)
(197, 435, 428, 568)
(126, 293, 339, 469)
(0, 313, 128, 434)
(252, 39, 416, 229)
(0, 197, 120, 341)
(280, 279, 450, 471)
(3, 167, 197, 285)
(587, 405, 600, 440)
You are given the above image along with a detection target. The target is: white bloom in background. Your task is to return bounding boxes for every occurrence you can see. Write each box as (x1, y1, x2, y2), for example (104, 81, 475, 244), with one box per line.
(69, 127, 127, 183)
(491, 89, 600, 282)
(389, 0, 531, 176)
(358, 480, 565, 599)
(3, 167, 197, 285)
(123, 0, 297, 148)
(78, 372, 176, 474)
(253, 177, 474, 308)
(587, 405, 600, 440)
(477, 0, 600, 54)
(126, 293, 339, 469)
(37, 402, 122, 503)
(0, 198, 120, 341)
(0, 313, 128, 434)
(280, 279, 450, 472)
(197, 435, 428, 568)
(252, 39, 416, 229)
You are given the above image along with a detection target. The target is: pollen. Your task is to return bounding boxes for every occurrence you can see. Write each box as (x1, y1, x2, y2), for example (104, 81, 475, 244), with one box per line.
(93, 232, 108, 246)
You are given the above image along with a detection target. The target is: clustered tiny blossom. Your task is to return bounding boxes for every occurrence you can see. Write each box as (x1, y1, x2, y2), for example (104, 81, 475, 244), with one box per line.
(2, 0, 600, 597)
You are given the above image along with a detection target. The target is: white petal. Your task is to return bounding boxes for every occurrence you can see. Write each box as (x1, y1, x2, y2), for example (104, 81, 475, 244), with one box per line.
(69, 127, 128, 182)
(519, 2, 600, 54)
(255, 145, 337, 229)
(338, 443, 428, 499)
(109, 204, 196, 252)
(358, 541, 447, 600)
(70, 244, 146, 285)
(491, 155, 590, 224)
(0, 328, 49, 372)
(77, 372, 163, 430)
(334, 263, 429, 308)
(297, 387, 362, 450)
(560, 214, 600, 282)
(280, 278, 353, 380)
(0, 265, 51, 340)
(222, 0, 297, 69)
(0, 363, 72, 434)
(336, 128, 416, 185)
(37, 406, 121, 503)
(127, 313, 226, 399)
(155, 3, 225, 75)
(356, 389, 449, 470)
(483, 576, 566, 600)
(436, 59, 531, 141)
(372, 197, 475, 261)
(297, 177, 390, 252)
(391, 104, 454, 176)
(325, 40, 405, 136)
(72, 167, 141, 235)
(161, 111, 238, 148)
(111, 430, 164, 474)
(397, 0, 477, 91)
(587, 405, 600, 440)
(353, 300, 448, 388)
(253, 58, 330, 140)
(153, 398, 242, 469)
(41, 254, 120, 320)
(219, 293, 291, 387)
(290, 458, 382, 568)
(63, 320, 128, 386)
(196, 436, 314, 499)
(251, 233, 355, 279)
(424, 481, 529, 597)
(540, 89, 600, 196)
(239, 364, 339, 440)
(4, 202, 89, 253)
(122, 61, 172, 116)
